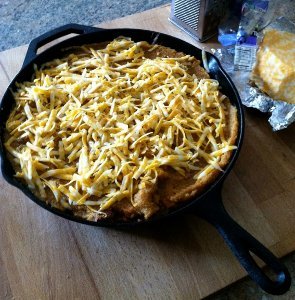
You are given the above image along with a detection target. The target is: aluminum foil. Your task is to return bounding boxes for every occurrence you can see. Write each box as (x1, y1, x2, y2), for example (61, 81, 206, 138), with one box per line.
(212, 17, 295, 131)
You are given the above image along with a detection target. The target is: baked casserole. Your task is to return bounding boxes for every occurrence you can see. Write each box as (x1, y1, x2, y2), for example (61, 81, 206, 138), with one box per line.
(4, 38, 238, 221)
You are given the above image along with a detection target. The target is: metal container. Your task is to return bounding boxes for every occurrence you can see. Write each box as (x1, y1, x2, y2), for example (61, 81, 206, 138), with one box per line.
(170, 0, 229, 42)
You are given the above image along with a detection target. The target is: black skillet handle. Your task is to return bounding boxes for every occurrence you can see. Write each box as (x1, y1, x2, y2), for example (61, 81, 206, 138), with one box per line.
(195, 186, 291, 295)
(23, 23, 103, 68)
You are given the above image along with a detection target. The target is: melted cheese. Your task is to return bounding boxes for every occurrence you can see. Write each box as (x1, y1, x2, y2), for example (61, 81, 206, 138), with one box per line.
(5, 37, 236, 213)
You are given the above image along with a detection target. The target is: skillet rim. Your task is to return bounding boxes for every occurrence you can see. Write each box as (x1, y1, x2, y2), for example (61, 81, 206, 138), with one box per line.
(0, 26, 244, 227)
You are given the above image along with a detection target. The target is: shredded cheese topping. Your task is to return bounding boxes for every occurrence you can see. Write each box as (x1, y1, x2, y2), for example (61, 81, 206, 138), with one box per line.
(5, 37, 236, 215)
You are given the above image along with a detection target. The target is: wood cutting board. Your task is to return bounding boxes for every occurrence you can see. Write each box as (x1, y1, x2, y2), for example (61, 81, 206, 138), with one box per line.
(0, 5, 294, 300)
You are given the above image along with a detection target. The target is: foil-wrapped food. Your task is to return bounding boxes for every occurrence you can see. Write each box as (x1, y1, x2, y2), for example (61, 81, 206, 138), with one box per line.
(214, 17, 295, 130)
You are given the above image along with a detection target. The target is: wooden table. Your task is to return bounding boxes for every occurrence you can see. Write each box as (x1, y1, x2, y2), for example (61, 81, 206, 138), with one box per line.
(0, 4, 294, 300)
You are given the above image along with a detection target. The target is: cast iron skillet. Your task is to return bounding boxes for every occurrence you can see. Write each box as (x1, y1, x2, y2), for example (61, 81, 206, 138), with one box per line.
(0, 24, 291, 295)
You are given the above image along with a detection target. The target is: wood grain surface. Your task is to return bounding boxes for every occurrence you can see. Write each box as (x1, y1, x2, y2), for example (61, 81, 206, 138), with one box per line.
(0, 5, 294, 300)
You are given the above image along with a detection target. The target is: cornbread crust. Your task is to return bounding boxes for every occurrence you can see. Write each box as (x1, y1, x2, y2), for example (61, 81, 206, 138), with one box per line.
(98, 46, 238, 220)
(5, 41, 238, 222)
(112, 99, 238, 220)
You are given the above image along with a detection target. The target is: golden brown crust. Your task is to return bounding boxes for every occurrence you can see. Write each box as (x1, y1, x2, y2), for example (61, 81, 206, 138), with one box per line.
(6, 41, 238, 222)
(105, 47, 238, 220)
(129, 100, 238, 218)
